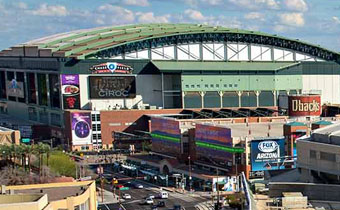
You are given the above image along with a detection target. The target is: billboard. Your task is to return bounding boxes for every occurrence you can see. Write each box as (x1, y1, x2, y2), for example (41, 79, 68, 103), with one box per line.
(71, 112, 92, 145)
(61, 75, 80, 109)
(251, 138, 285, 171)
(6, 79, 24, 98)
(151, 117, 181, 157)
(89, 76, 136, 99)
(90, 62, 133, 74)
(195, 123, 233, 162)
(288, 95, 321, 117)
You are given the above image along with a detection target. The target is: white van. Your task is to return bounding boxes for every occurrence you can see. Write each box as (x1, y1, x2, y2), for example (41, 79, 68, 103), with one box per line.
(158, 191, 168, 199)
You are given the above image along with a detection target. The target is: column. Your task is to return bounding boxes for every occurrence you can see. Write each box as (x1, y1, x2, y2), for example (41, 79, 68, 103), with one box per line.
(255, 91, 260, 107)
(4, 70, 8, 100)
(46, 74, 51, 107)
(161, 73, 164, 108)
(34, 73, 39, 104)
(272, 90, 277, 107)
(199, 91, 206, 109)
(218, 91, 224, 108)
(182, 91, 186, 109)
(24, 72, 29, 104)
(237, 91, 242, 107)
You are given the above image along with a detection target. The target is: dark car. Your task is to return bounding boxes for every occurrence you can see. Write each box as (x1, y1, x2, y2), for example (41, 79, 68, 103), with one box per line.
(157, 201, 166, 207)
(173, 204, 181, 210)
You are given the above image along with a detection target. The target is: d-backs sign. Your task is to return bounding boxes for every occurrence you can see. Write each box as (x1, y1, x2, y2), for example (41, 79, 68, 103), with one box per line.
(90, 62, 133, 74)
(288, 95, 321, 117)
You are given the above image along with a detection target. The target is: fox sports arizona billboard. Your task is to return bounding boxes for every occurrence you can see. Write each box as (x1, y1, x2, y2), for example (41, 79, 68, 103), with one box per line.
(251, 138, 285, 171)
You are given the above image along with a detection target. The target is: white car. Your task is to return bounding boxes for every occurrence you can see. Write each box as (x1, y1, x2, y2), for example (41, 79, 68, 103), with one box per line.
(122, 194, 131, 199)
(146, 194, 155, 199)
(145, 198, 154, 205)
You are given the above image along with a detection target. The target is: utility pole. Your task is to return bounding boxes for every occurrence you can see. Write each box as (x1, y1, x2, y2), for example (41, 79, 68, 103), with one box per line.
(188, 156, 192, 193)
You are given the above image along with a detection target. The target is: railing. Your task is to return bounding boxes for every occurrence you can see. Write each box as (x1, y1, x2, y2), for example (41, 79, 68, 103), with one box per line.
(241, 172, 257, 210)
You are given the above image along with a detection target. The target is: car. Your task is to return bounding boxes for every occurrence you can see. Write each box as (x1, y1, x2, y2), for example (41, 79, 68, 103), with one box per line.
(173, 204, 181, 210)
(122, 193, 131, 199)
(157, 201, 166, 207)
(158, 191, 168, 199)
(145, 194, 155, 199)
(145, 197, 154, 205)
(151, 205, 158, 210)
(134, 183, 144, 189)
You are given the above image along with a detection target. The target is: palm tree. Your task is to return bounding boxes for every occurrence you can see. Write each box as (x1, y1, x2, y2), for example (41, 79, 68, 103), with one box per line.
(33, 143, 50, 176)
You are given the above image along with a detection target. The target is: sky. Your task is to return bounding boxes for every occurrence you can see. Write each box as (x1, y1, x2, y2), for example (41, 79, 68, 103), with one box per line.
(0, 0, 339, 52)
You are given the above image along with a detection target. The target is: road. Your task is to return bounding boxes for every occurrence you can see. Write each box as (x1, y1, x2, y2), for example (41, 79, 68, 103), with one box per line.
(98, 167, 209, 210)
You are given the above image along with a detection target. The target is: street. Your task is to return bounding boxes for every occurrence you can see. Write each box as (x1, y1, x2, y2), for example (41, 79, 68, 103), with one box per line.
(97, 167, 209, 210)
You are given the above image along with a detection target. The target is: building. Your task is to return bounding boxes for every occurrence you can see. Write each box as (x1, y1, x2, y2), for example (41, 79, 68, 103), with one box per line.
(297, 123, 340, 184)
(0, 23, 339, 150)
(0, 126, 20, 145)
(0, 181, 96, 210)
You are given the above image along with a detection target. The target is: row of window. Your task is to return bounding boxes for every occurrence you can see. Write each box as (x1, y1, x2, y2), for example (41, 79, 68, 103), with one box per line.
(310, 150, 336, 162)
(185, 84, 238, 89)
(91, 114, 101, 122)
(92, 124, 101, 131)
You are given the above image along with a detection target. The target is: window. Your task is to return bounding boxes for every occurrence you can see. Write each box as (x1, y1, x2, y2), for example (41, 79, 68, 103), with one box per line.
(234, 84, 238, 87)
(205, 84, 209, 88)
(37, 74, 48, 106)
(49, 74, 60, 108)
(96, 124, 101, 131)
(191, 85, 195, 88)
(0, 71, 6, 99)
(27, 73, 36, 104)
(197, 84, 200, 88)
(185, 85, 189, 88)
(216, 84, 219, 88)
(39, 111, 49, 124)
(28, 107, 38, 121)
(310, 150, 316, 159)
(92, 125, 97, 131)
(224, 84, 227, 87)
(97, 134, 102, 139)
(229, 84, 233, 87)
(51, 113, 61, 127)
(210, 84, 214, 88)
(320, 151, 336, 162)
(92, 134, 97, 139)
(96, 114, 100, 121)
(91, 114, 96, 121)
(16, 72, 25, 103)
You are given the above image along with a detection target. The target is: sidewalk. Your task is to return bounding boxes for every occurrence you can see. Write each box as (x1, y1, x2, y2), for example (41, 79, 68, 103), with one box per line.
(97, 187, 119, 204)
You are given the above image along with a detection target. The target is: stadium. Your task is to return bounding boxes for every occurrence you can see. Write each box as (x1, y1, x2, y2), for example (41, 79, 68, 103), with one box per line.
(0, 23, 340, 150)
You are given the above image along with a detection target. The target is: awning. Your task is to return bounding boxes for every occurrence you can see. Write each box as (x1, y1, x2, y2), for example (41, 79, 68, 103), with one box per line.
(121, 164, 136, 170)
(152, 61, 299, 73)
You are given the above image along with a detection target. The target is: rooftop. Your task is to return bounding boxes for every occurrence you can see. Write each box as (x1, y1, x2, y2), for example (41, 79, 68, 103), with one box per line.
(1, 23, 339, 61)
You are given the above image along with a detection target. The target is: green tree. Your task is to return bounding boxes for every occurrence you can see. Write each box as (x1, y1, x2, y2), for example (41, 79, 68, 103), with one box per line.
(47, 151, 76, 178)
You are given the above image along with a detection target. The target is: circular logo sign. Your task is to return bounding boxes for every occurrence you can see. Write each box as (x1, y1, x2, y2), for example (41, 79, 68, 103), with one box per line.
(258, 141, 279, 153)
(107, 63, 117, 71)
(74, 121, 90, 138)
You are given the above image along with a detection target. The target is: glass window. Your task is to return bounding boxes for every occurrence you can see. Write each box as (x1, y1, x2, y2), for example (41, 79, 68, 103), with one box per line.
(97, 134, 102, 139)
(224, 84, 227, 88)
(93, 125, 97, 131)
(92, 134, 97, 139)
(37, 74, 48, 106)
(320, 152, 336, 162)
(16, 72, 25, 103)
(191, 85, 195, 88)
(28, 107, 38, 121)
(91, 114, 96, 121)
(96, 124, 101, 131)
(234, 84, 238, 87)
(27, 73, 37, 104)
(205, 84, 208, 88)
(49, 74, 60, 108)
(229, 84, 233, 87)
(50, 113, 61, 127)
(6, 72, 15, 101)
(39, 111, 49, 124)
(0, 71, 6, 99)
(96, 114, 100, 121)
(210, 84, 214, 88)
(185, 85, 189, 88)
(216, 84, 219, 88)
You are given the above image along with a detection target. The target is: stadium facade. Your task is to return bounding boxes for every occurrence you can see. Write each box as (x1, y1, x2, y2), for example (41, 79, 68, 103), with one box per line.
(0, 23, 339, 150)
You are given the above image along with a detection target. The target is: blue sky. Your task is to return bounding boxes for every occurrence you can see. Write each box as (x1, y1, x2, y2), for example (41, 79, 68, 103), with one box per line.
(0, 0, 339, 52)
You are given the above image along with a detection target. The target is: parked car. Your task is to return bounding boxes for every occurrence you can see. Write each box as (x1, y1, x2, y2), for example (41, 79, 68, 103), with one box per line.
(122, 193, 131, 199)
(173, 204, 181, 210)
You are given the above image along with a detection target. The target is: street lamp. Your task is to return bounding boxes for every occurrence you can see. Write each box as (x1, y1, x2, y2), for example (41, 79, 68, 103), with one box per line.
(188, 156, 192, 193)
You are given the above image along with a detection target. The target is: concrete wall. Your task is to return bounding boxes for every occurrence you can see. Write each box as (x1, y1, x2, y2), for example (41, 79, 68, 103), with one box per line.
(269, 182, 340, 201)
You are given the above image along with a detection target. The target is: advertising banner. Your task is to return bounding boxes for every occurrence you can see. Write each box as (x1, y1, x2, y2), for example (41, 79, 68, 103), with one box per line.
(212, 176, 237, 192)
(151, 117, 181, 157)
(251, 138, 285, 171)
(89, 76, 136, 99)
(6, 79, 24, 98)
(288, 95, 321, 117)
(71, 112, 92, 145)
(90, 62, 133, 74)
(195, 123, 233, 162)
(61, 75, 80, 109)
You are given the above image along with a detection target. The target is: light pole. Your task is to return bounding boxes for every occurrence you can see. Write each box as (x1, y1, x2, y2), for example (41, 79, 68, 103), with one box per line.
(188, 156, 192, 193)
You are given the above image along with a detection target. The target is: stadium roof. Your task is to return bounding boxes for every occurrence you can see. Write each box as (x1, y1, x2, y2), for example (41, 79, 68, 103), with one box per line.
(152, 61, 299, 72)
(1, 23, 339, 63)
